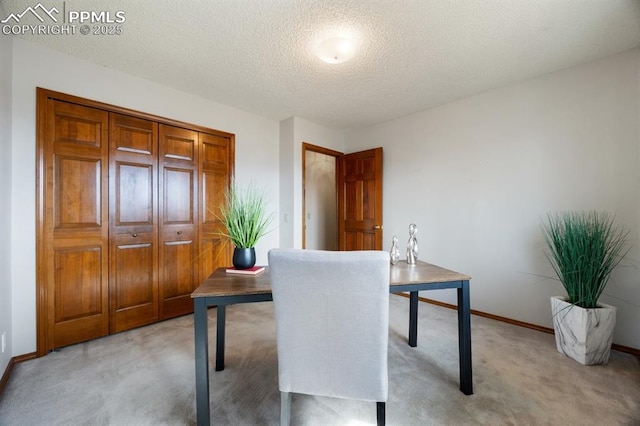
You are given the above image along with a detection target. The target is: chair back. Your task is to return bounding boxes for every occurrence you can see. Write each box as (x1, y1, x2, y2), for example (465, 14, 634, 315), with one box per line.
(268, 248, 390, 402)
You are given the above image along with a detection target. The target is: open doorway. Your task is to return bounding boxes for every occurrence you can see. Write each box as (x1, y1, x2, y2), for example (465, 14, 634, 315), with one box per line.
(302, 143, 342, 250)
(303, 143, 384, 251)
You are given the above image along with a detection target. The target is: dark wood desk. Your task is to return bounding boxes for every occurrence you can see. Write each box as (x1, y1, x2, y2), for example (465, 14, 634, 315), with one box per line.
(192, 261, 472, 426)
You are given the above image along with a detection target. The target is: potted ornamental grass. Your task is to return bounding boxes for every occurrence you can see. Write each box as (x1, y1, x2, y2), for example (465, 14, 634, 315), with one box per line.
(542, 211, 629, 365)
(219, 180, 274, 269)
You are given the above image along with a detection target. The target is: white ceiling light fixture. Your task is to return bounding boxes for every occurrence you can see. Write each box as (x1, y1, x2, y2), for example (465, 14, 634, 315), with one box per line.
(316, 36, 356, 64)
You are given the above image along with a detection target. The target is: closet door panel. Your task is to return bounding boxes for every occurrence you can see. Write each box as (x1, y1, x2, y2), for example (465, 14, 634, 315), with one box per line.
(200, 132, 233, 282)
(109, 113, 159, 333)
(51, 245, 105, 348)
(112, 114, 155, 154)
(44, 99, 109, 350)
(55, 157, 101, 227)
(158, 125, 199, 319)
(160, 239, 198, 316)
(116, 163, 154, 224)
(200, 238, 229, 282)
(54, 248, 102, 321)
(164, 168, 193, 222)
(113, 239, 155, 307)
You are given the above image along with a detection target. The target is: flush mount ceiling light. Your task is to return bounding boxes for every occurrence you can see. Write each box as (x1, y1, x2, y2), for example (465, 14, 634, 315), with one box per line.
(316, 36, 356, 64)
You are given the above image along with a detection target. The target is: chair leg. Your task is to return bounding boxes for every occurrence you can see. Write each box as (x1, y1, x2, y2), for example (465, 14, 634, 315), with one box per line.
(376, 401, 385, 426)
(280, 392, 291, 426)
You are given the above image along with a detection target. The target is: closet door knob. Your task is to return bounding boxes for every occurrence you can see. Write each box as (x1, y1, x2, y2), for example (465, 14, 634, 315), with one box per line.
(177, 231, 182, 235)
(132, 233, 137, 237)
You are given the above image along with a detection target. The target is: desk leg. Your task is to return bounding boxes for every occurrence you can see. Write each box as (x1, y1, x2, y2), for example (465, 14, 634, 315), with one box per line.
(409, 291, 418, 347)
(457, 280, 473, 395)
(215, 304, 226, 371)
(194, 298, 210, 426)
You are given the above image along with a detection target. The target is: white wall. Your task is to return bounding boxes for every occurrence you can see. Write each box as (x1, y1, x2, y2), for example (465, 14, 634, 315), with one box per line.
(279, 116, 344, 248)
(0, 33, 13, 372)
(10, 38, 280, 356)
(279, 117, 295, 248)
(8, 40, 639, 356)
(346, 49, 640, 349)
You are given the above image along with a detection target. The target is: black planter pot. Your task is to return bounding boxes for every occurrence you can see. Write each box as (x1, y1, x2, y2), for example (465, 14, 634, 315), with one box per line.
(232, 247, 256, 269)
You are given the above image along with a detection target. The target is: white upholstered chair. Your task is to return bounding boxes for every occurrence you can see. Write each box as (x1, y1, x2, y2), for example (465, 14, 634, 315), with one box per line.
(268, 248, 390, 426)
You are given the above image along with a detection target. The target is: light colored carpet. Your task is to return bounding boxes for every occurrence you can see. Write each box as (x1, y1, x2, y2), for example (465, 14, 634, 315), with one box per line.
(0, 295, 638, 425)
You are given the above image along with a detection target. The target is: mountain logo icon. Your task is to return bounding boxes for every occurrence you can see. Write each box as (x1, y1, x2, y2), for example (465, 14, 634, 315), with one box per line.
(1, 3, 59, 24)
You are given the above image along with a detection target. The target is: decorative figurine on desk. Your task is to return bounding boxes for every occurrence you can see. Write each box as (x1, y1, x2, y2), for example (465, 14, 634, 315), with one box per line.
(390, 235, 400, 265)
(406, 223, 418, 264)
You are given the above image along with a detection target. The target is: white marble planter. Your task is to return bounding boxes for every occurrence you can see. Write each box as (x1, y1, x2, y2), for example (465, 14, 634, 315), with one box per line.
(550, 296, 616, 365)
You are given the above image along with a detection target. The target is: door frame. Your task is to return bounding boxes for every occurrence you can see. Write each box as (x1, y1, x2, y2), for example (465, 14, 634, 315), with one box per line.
(301, 142, 343, 249)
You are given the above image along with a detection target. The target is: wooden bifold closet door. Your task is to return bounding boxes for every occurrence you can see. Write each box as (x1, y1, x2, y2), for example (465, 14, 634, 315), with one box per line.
(41, 99, 111, 349)
(37, 89, 233, 355)
(109, 113, 159, 333)
(157, 124, 201, 320)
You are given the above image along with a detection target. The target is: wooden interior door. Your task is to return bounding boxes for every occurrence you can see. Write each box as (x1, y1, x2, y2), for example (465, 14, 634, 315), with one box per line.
(199, 132, 234, 281)
(339, 148, 383, 250)
(109, 113, 159, 333)
(158, 124, 200, 319)
(41, 99, 110, 350)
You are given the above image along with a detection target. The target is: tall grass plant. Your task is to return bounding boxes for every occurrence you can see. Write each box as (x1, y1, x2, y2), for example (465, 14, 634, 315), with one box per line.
(542, 211, 629, 309)
(219, 180, 274, 248)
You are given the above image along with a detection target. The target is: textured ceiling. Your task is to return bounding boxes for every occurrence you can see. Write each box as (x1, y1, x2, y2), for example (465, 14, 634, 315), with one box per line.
(3, 0, 640, 130)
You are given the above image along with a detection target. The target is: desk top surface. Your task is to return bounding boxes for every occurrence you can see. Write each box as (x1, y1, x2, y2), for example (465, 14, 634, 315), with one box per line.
(192, 260, 471, 298)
